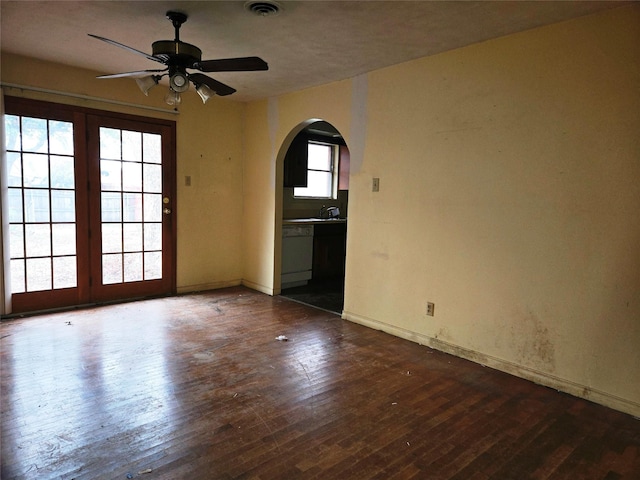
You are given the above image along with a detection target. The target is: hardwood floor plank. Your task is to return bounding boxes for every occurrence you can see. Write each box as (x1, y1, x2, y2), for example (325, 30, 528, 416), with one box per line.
(1, 287, 638, 479)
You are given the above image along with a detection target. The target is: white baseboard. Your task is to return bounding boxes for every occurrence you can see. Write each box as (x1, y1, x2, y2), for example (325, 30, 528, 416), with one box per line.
(176, 279, 276, 297)
(342, 310, 640, 418)
(176, 279, 242, 295)
(241, 279, 275, 296)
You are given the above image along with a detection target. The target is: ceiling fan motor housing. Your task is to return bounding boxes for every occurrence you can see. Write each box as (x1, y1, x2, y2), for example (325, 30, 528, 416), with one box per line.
(152, 40, 202, 67)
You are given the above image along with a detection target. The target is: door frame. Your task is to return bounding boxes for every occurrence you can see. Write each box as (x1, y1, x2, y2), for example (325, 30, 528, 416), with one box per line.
(1, 96, 177, 314)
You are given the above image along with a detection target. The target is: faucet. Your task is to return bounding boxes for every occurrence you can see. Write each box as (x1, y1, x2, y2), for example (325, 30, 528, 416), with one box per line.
(319, 205, 340, 219)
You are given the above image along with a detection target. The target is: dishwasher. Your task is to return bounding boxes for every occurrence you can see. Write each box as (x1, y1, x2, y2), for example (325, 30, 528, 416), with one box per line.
(281, 224, 314, 289)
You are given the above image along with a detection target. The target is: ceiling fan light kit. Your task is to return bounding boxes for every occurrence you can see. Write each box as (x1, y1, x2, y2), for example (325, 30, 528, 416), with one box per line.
(89, 10, 268, 106)
(164, 89, 182, 106)
(169, 70, 190, 93)
(135, 75, 160, 96)
(195, 83, 215, 104)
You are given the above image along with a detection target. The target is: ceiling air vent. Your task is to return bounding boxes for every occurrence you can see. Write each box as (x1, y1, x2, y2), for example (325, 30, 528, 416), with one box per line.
(245, 1, 282, 17)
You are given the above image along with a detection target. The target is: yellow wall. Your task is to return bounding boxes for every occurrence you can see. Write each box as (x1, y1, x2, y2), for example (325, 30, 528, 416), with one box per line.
(243, 5, 640, 416)
(0, 52, 246, 294)
(349, 5, 639, 415)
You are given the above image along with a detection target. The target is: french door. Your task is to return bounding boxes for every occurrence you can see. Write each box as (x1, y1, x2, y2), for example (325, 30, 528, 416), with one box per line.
(4, 97, 176, 313)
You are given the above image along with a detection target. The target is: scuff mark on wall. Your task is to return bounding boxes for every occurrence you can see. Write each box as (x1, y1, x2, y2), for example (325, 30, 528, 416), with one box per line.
(268, 97, 279, 190)
(370, 251, 389, 260)
(349, 74, 368, 174)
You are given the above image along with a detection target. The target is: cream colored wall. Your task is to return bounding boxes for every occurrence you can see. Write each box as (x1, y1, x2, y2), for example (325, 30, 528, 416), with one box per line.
(0, 53, 245, 296)
(242, 99, 275, 293)
(347, 5, 640, 415)
(243, 6, 640, 416)
(242, 82, 352, 294)
(173, 89, 244, 293)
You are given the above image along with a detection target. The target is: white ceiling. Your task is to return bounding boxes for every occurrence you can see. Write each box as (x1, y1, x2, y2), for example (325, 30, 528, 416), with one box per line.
(1, 1, 628, 102)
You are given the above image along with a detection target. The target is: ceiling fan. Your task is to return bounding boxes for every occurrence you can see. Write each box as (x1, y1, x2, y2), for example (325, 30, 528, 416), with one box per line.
(89, 10, 268, 105)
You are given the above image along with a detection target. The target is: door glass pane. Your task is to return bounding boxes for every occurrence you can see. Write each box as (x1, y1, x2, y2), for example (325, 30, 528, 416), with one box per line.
(102, 223, 123, 253)
(22, 153, 49, 187)
(123, 162, 142, 192)
(143, 164, 162, 192)
(51, 190, 75, 222)
(49, 120, 74, 155)
(24, 189, 50, 222)
(53, 256, 77, 289)
(124, 252, 143, 282)
(123, 193, 143, 221)
(101, 160, 122, 191)
(123, 223, 143, 252)
(52, 224, 76, 256)
(26, 258, 52, 291)
(99, 128, 164, 285)
(101, 193, 122, 222)
(5, 115, 77, 294)
(9, 225, 25, 258)
(144, 252, 162, 280)
(143, 194, 162, 222)
(21, 117, 48, 153)
(50, 156, 75, 188)
(25, 224, 51, 257)
(5, 115, 20, 150)
(100, 128, 121, 160)
(8, 188, 23, 223)
(143, 133, 162, 163)
(6, 152, 22, 187)
(102, 253, 123, 284)
(122, 130, 142, 162)
(10, 259, 26, 294)
(144, 223, 162, 251)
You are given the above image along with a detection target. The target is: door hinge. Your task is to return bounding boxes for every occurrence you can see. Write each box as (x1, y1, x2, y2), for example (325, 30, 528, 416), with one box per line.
(89, 277, 92, 287)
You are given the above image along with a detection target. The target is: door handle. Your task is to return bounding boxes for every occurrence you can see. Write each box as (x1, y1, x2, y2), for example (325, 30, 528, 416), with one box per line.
(163, 208, 171, 215)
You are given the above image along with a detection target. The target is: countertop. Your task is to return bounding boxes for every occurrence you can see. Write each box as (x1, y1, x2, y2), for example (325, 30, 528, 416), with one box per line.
(283, 218, 347, 225)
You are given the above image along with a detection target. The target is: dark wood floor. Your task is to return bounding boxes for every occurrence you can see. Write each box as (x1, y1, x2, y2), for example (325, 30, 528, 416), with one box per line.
(1, 287, 638, 479)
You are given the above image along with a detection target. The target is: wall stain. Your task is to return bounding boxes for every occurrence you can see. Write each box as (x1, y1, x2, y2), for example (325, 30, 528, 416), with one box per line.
(516, 309, 556, 372)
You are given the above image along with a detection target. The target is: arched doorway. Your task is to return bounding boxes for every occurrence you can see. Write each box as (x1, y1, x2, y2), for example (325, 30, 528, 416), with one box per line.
(278, 120, 349, 314)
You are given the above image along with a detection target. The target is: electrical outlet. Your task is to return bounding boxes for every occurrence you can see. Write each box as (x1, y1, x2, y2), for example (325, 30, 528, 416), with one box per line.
(426, 302, 435, 316)
(372, 177, 380, 192)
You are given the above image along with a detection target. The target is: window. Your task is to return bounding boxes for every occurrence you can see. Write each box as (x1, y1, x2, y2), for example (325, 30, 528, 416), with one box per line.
(294, 141, 338, 199)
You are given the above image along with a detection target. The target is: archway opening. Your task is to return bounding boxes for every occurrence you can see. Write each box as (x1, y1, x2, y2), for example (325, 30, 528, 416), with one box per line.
(278, 120, 349, 314)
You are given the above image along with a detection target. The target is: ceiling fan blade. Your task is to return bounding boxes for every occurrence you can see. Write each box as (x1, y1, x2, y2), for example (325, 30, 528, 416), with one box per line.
(189, 73, 236, 97)
(194, 56, 268, 72)
(88, 34, 165, 65)
(97, 69, 168, 79)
